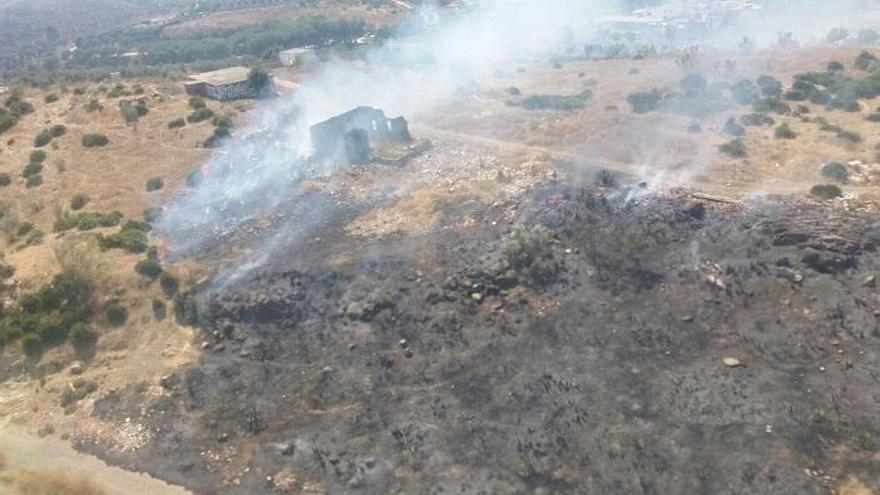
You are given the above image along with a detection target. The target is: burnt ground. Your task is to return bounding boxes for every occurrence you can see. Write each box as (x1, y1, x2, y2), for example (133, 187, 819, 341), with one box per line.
(83, 182, 880, 494)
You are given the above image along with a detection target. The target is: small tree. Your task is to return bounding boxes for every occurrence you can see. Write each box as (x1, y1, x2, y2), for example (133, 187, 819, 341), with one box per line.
(70, 193, 90, 211)
(82, 133, 109, 148)
(106, 303, 128, 327)
(719, 138, 747, 157)
(49, 124, 67, 137)
(248, 68, 271, 94)
(810, 184, 843, 200)
(145, 177, 164, 192)
(775, 123, 797, 139)
(34, 129, 52, 147)
(827, 61, 845, 72)
(821, 162, 849, 182)
(70, 322, 97, 350)
(855, 51, 879, 71)
(135, 259, 162, 279)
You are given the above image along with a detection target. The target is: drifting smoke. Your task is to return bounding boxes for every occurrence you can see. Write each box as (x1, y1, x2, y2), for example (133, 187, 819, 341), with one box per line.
(158, 0, 611, 260)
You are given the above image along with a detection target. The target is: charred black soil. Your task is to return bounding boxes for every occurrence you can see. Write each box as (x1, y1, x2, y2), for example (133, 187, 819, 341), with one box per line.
(84, 183, 880, 494)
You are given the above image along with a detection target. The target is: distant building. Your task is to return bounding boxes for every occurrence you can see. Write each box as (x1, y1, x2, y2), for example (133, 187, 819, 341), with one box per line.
(279, 48, 317, 68)
(310, 107, 411, 165)
(184, 66, 274, 101)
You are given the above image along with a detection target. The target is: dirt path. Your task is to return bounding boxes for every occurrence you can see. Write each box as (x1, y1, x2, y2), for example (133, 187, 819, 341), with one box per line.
(0, 421, 192, 495)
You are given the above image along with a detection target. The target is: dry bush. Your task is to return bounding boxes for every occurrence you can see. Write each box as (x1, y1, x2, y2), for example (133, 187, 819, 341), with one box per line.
(0, 469, 108, 495)
(55, 237, 109, 292)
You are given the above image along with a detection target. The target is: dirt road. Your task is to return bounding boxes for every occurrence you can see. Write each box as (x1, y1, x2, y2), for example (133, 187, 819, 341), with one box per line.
(0, 421, 192, 495)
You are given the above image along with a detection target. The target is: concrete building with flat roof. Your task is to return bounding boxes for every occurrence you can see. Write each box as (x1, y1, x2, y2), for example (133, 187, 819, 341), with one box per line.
(184, 66, 273, 101)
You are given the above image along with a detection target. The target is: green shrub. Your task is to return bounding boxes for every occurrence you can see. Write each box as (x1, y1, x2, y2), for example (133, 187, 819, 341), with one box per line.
(82, 133, 109, 148)
(723, 117, 746, 137)
(855, 51, 879, 71)
(132, 84, 145, 95)
(187, 107, 214, 123)
(49, 124, 67, 137)
(167, 118, 186, 129)
(70, 193, 89, 211)
(719, 138, 747, 157)
(85, 99, 101, 112)
(25, 174, 43, 188)
(145, 177, 164, 192)
(515, 90, 594, 110)
(827, 61, 845, 72)
(152, 298, 167, 320)
(97, 223, 148, 253)
(753, 97, 790, 114)
(33, 130, 52, 148)
(0, 261, 13, 279)
(0, 109, 17, 134)
(189, 96, 206, 109)
(21, 333, 42, 357)
(16, 222, 34, 237)
(0, 173, 9, 187)
(159, 272, 179, 297)
(174, 294, 199, 325)
(821, 162, 849, 182)
(866, 113, 880, 122)
(53, 210, 123, 232)
(22, 162, 43, 177)
(26, 229, 44, 245)
(626, 91, 660, 114)
(107, 84, 129, 98)
(44, 93, 59, 104)
(120, 102, 140, 123)
(810, 184, 843, 200)
(135, 258, 162, 279)
(838, 130, 862, 143)
(144, 207, 163, 223)
(502, 225, 558, 284)
(30, 150, 47, 164)
(70, 322, 97, 349)
(105, 303, 128, 327)
(730, 79, 759, 105)
(756, 75, 783, 97)
(212, 115, 233, 128)
(775, 123, 797, 139)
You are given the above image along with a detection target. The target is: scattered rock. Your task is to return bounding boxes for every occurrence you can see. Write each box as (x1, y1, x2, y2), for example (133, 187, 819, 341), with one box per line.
(723, 357, 743, 368)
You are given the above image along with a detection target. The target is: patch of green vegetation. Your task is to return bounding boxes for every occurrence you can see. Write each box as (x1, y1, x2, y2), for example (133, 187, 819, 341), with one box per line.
(174, 294, 199, 326)
(30, 150, 47, 164)
(96, 221, 149, 253)
(855, 51, 879, 71)
(135, 258, 162, 279)
(33, 129, 52, 148)
(160, 272, 179, 297)
(753, 97, 790, 114)
(152, 298, 167, 320)
(54, 210, 122, 232)
(0, 173, 9, 187)
(82, 133, 109, 148)
(0, 109, 17, 135)
(167, 117, 186, 129)
(723, 117, 745, 137)
(774, 123, 797, 139)
(187, 107, 214, 123)
(70, 193, 90, 211)
(44, 93, 59, 104)
(515, 90, 592, 111)
(107, 84, 130, 98)
(22, 162, 43, 178)
(626, 91, 660, 114)
(105, 303, 128, 327)
(49, 124, 67, 137)
(189, 96, 206, 110)
(821, 162, 849, 182)
(827, 61, 845, 72)
(70, 322, 97, 350)
(730, 79, 759, 105)
(810, 184, 843, 200)
(145, 177, 164, 192)
(0, 271, 94, 353)
(756, 75, 783, 97)
(0, 261, 13, 279)
(502, 225, 559, 285)
(719, 138, 746, 157)
(838, 130, 862, 143)
(85, 99, 102, 112)
(25, 174, 43, 188)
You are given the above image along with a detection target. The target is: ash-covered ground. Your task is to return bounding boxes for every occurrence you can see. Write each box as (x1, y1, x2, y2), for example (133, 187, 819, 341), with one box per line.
(85, 178, 880, 494)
